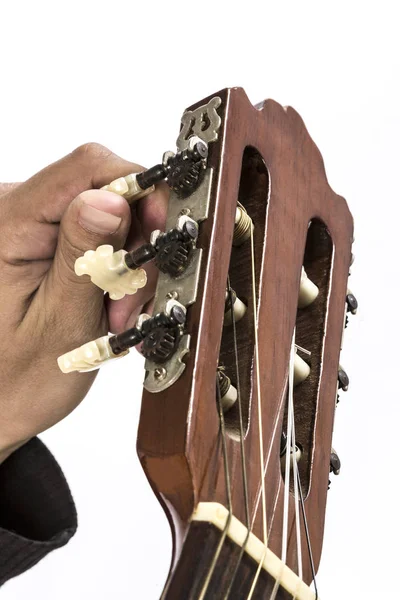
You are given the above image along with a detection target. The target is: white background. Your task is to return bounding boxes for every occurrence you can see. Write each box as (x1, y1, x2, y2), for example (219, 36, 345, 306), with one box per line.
(0, 1, 398, 598)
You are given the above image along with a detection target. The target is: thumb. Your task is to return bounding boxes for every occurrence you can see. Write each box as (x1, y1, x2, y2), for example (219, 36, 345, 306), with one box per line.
(48, 189, 132, 319)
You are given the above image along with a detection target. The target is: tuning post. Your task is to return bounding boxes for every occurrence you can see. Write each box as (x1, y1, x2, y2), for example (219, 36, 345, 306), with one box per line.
(233, 202, 253, 246)
(217, 368, 238, 412)
(224, 289, 247, 326)
(298, 267, 319, 308)
(280, 432, 302, 471)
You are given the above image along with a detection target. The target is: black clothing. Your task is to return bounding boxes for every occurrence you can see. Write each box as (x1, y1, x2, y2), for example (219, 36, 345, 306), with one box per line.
(0, 438, 77, 586)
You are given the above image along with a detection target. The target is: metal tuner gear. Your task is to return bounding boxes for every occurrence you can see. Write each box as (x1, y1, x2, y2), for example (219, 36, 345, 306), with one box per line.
(141, 302, 186, 364)
(155, 235, 190, 276)
(141, 325, 178, 363)
(154, 219, 198, 277)
(164, 137, 208, 196)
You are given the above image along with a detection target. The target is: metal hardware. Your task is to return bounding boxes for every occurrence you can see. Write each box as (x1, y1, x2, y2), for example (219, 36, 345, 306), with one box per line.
(165, 291, 179, 301)
(346, 292, 358, 315)
(177, 97, 222, 151)
(144, 334, 191, 393)
(330, 449, 341, 475)
(143, 97, 220, 393)
(338, 367, 349, 391)
(165, 168, 213, 230)
(154, 367, 167, 382)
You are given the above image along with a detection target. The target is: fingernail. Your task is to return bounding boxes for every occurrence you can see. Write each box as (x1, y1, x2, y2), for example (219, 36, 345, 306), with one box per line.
(79, 198, 122, 235)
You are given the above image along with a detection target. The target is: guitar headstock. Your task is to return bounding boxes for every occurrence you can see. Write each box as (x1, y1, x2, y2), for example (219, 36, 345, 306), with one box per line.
(58, 87, 355, 598)
(137, 88, 354, 598)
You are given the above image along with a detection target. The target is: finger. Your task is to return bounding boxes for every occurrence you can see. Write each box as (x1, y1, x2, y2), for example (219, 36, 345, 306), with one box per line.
(107, 258, 159, 333)
(0, 144, 145, 264)
(135, 297, 155, 356)
(45, 189, 132, 324)
(107, 183, 169, 332)
(15, 143, 144, 224)
(135, 181, 169, 241)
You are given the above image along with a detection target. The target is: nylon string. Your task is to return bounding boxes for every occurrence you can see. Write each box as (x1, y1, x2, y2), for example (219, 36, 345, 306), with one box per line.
(223, 280, 251, 600)
(198, 377, 233, 600)
(246, 226, 268, 599)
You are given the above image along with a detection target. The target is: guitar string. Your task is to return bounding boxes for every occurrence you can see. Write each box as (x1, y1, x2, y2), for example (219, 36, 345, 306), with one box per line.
(197, 375, 233, 600)
(296, 468, 319, 599)
(291, 398, 304, 585)
(268, 331, 295, 600)
(269, 329, 304, 600)
(287, 330, 304, 586)
(246, 225, 268, 599)
(223, 279, 251, 600)
(206, 238, 315, 598)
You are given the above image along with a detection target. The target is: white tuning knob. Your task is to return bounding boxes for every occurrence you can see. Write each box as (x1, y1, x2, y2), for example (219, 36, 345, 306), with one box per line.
(58, 335, 128, 374)
(298, 267, 319, 308)
(217, 369, 238, 412)
(75, 245, 147, 300)
(101, 173, 154, 203)
(293, 353, 310, 386)
(224, 290, 247, 326)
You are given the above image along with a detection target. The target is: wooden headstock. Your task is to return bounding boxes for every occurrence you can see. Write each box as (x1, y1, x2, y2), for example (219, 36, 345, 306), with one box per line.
(137, 88, 354, 599)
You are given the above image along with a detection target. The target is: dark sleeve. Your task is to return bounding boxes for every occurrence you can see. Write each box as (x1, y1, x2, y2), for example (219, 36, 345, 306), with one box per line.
(0, 437, 77, 586)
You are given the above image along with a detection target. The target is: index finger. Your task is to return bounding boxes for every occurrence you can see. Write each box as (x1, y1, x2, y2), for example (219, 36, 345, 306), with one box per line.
(6, 143, 144, 225)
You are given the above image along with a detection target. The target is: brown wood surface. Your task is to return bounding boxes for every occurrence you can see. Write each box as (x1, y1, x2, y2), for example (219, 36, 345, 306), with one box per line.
(163, 521, 292, 600)
(137, 87, 354, 593)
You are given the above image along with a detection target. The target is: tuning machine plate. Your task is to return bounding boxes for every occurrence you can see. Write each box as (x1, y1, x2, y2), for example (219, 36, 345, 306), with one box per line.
(144, 334, 191, 393)
(143, 167, 214, 393)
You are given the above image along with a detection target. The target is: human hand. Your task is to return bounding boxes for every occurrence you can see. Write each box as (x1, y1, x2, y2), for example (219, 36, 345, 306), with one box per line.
(0, 144, 168, 463)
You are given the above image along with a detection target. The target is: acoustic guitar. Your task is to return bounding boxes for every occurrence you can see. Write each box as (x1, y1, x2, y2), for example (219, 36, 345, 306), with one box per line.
(59, 87, 356, 599)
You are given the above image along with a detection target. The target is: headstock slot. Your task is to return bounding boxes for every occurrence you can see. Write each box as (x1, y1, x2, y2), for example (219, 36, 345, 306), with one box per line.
(282, 219, 333, 497)
(219, 146, 270, 438)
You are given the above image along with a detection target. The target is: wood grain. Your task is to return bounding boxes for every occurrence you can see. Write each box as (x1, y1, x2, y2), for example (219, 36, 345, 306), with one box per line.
(137, 87, 354, 592)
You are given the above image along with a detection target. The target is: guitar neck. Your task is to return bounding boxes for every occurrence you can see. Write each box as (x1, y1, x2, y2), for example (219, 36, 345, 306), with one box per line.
(162, 503, 316, 600)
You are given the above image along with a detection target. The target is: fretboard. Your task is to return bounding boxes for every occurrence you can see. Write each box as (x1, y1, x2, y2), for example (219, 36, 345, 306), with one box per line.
(161, 502, 317, 600)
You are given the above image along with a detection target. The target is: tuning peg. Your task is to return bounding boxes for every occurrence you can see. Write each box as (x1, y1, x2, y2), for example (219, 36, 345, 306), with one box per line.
(298, 267, 319, 308)
(346, 291, 358, 315)
(293, 353, 310, 386)
(101, 172, 155, 203)
(338, 367, 349, 391)
(217, 369, 238, 412)
(57, 334, 129, 374)
(224, 289, 247, 325)
(74, 245, 147, 300)
(58, 311, 155, 374)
